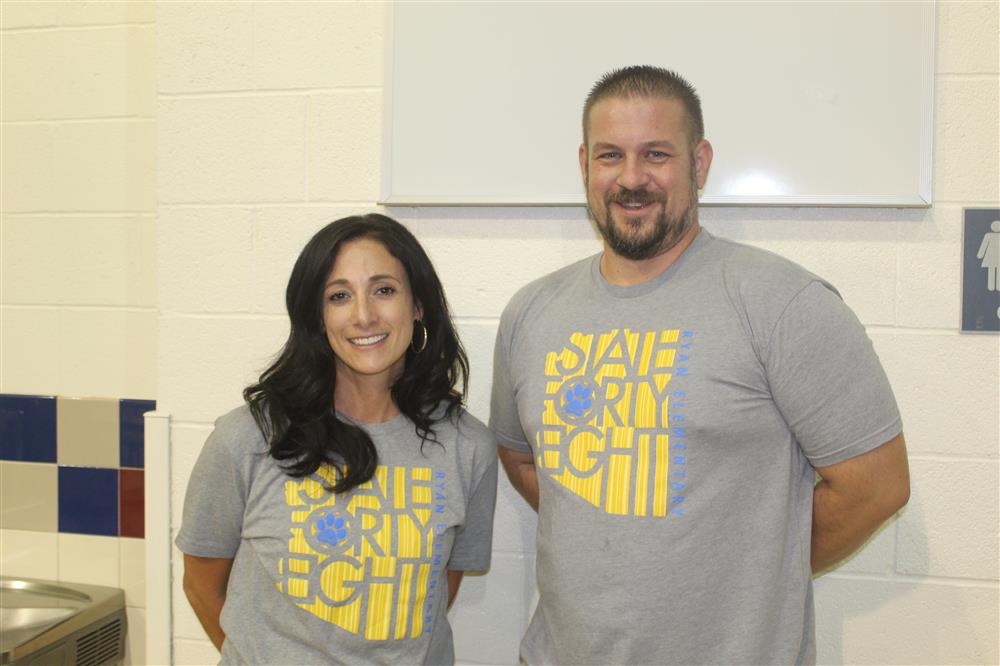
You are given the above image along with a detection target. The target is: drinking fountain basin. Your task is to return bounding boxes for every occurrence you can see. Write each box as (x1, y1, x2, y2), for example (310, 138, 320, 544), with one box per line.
(0, 577, 125, 665)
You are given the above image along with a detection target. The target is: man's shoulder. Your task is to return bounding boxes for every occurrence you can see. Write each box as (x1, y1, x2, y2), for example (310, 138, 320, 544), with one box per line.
(703, 231, 839, 301)
(693, 231, 850, 344)
(501, 254, 596, 321)
(708, 233, 820, 279)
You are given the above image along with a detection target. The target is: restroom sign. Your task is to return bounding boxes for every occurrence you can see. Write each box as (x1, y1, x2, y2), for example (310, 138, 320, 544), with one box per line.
(962, 208, 1000, 333)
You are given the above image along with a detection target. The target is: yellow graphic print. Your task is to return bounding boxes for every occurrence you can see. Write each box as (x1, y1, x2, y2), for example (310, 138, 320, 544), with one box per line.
(277, 465, 447, 640)
(538, 328, 692, 516)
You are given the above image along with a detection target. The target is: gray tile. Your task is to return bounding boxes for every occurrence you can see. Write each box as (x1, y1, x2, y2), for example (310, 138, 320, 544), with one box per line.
(57, 397, 119, 468)
(0, 461, 57, 531)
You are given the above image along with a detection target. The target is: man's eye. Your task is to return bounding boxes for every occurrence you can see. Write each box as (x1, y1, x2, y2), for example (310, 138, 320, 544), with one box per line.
(597, 152, 621, 160)
(647, 151, 668, 159)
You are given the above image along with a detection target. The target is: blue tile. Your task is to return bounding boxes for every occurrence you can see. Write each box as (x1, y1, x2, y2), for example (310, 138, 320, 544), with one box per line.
(119, 399, 155, 469)
(0, 394, 57, 463)
(58, 466, 118, 536)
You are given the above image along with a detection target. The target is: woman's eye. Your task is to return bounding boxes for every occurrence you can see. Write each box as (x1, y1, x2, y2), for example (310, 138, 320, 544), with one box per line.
(375, 285, 396, 296)
(327, 291, 348, 302)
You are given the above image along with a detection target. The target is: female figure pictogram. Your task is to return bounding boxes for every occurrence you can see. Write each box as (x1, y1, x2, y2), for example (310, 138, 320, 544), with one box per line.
(976, 220, 1000, 291)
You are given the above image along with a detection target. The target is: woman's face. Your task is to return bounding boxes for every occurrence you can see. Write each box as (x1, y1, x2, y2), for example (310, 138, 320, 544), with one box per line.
(322, 238, 421, 389)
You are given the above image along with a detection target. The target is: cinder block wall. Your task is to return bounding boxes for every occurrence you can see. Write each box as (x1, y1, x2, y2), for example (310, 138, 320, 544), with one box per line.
(0, 2, 157, 664)
(154, 2, 998, 665)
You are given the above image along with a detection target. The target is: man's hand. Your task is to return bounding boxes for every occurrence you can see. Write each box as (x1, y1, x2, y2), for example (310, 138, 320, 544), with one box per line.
(811, 432, 910, 574)
(499, 446, 539, 512)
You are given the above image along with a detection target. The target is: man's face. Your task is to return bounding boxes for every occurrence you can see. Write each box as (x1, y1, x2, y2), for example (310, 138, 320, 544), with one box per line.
(580, 95, 711, 261)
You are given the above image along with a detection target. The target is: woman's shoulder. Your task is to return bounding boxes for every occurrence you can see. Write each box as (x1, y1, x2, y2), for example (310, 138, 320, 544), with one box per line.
(440, 406, 496, 455)
(208, 403, 269, 455)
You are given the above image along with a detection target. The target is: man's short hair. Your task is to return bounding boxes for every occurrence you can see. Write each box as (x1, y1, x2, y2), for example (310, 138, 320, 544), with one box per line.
(582, 65, 704, 148)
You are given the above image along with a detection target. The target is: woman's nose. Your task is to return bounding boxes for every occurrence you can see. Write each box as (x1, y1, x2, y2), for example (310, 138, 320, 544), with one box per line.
(353, 296, 375, 325)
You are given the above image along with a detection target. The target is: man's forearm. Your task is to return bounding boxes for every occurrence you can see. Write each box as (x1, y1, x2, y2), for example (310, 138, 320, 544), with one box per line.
(811, 480, 884, 573)
(446, 570, 464, 609)
(510, 463, 540, 511)
(499, 448, 540, 512)
(811, 434, 910, 573)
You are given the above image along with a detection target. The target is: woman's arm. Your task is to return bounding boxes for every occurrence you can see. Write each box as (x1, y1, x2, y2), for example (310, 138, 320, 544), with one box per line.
(182, 554, 234, 650)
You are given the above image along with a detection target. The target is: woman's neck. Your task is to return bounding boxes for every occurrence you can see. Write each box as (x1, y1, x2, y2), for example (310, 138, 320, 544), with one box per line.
(334, 379, 400, 424)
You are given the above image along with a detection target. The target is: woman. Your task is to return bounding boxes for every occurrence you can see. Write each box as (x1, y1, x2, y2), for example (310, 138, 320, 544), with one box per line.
(177, 214, 497, 665)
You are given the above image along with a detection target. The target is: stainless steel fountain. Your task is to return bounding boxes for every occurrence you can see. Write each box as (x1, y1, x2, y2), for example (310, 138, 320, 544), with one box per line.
(0, 577, 126, 665)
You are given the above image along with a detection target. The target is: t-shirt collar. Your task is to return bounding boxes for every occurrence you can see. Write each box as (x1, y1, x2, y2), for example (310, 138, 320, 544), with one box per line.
(591, 227, 713, 299)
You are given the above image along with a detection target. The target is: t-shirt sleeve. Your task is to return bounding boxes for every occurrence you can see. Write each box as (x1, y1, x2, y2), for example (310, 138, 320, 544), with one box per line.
(175, 414, 252, 558)
(763, 281, 902, 468)
(447, 428, 499, 572)
(489, 312, 532, 453)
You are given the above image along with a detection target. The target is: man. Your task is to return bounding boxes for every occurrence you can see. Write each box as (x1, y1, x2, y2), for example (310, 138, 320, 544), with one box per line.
(489, 66, 909, 665)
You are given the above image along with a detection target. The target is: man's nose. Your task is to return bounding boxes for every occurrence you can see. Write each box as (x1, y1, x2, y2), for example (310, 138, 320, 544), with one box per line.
(616, 156, 650, 190)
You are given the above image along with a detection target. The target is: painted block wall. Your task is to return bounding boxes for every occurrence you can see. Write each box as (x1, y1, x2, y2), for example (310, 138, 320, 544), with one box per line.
(154, 2, 999, 665)
(0, 2, 157, 664)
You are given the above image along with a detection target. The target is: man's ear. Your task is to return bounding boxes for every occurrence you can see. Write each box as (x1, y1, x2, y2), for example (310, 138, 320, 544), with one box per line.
(579, 143, 588, 185)
(694, 139, 713, 190)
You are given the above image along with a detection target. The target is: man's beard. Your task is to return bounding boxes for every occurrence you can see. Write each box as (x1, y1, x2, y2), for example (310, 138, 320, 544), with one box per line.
(587, 165, 699, 261)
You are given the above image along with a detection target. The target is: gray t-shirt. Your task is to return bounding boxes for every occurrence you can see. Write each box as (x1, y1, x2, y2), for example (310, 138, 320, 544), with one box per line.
(176, 404, 497, 665)
(490, 229, 901, 665)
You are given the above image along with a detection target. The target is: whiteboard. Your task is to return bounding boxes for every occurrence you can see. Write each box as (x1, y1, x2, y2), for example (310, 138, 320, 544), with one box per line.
(381, 1, 935, 207)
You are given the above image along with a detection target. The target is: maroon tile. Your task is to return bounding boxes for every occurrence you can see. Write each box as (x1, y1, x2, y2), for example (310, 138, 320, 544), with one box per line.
(119, 469, 144, 538)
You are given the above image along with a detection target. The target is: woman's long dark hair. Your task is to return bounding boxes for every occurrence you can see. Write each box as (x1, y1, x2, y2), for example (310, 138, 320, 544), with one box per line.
(243, 213, 468, 493)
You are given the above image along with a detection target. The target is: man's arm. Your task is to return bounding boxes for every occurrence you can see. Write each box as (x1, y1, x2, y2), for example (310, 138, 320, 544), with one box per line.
(446, 570, 464, 608)
(499, 446, 539, 512)
(811, 432, 909, 574)
(182, 554, 234, 650)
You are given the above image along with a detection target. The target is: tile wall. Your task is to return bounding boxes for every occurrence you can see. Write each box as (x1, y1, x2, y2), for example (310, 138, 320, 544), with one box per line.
(0, 393, 154, 664)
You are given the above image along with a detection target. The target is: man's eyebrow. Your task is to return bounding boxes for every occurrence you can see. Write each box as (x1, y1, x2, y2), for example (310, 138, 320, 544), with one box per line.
(642, 140, 679, 150)
(591, 140, 680, 151)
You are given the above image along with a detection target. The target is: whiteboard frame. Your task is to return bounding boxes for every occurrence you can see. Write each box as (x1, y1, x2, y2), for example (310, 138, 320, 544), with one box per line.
(380, 2, 935, 208)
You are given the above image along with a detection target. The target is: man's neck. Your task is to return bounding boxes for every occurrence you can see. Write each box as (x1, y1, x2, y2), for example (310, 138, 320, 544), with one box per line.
(599, 220, 701, 287)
